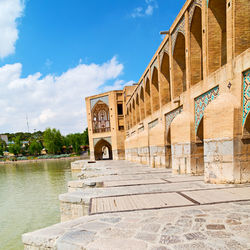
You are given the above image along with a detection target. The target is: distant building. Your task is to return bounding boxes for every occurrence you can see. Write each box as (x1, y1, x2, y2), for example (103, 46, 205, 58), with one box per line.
(0, 135, 8, 144)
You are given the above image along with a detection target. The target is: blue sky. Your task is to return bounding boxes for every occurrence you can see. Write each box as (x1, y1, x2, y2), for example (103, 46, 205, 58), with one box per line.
(0, 0, 185, 134)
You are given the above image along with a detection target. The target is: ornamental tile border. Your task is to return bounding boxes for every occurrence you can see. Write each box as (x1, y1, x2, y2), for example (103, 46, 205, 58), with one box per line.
(194, 86, 219, 133)
(171, 16, 185, 55)
(242, 69, 250, 126)
(189, 0, 202, 24)
(165, 106, 183, 133)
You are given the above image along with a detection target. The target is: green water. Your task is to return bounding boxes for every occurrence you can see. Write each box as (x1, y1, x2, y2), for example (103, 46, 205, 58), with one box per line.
(0, 160, 75, 250)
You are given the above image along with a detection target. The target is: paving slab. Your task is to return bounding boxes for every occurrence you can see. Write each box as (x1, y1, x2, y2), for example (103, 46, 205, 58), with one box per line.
(23, 201, 250, 250)
(183, 187, 250, 204)
(103, 178, 168, 187)
(91, 192, 194, 214)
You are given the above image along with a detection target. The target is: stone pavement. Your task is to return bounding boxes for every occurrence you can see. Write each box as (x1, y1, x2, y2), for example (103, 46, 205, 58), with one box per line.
(22, 160, 250, 249)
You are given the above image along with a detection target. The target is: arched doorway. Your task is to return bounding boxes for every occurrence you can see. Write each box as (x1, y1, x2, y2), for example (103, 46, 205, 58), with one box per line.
(194, 117, 204, 175)
(165, 128, 172, 168)
(94, 139, 113, 160)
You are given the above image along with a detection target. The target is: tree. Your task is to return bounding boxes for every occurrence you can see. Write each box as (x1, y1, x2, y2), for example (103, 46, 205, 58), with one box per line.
(29, 141, 42, 156)
(9, 136, 21, 156)
(82, 128, 89, 146)
(0, 145, 3, 156)
(43, 128, 63, 154)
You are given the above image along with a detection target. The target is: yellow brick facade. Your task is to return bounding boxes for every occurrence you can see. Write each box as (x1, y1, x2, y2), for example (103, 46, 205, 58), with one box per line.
(86, 0, 250, 184)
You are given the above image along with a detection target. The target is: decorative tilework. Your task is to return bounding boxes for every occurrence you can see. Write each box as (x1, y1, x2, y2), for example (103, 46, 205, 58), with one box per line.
(194, 86, 219, 133)
(165, 106, 183, 133)
(243, 69, 250, 126)
(171, 16, 185, 55)
(189, 0, 202, 24)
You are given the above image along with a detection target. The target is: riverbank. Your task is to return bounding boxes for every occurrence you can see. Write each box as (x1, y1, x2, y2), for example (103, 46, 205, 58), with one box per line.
(0, 155, 89, 165)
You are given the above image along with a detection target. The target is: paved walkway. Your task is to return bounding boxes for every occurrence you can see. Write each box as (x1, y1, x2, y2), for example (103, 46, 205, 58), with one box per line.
(23, 160, 250, 250)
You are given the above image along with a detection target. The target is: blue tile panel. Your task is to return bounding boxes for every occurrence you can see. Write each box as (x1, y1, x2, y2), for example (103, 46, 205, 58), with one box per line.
(243, 69, 250, 126)
(194, 86, 219, 133)
(165, 106, 183, 133)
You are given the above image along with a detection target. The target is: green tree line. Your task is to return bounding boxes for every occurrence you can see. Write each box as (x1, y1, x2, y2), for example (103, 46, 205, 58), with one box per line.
(0, 128, 89, 157)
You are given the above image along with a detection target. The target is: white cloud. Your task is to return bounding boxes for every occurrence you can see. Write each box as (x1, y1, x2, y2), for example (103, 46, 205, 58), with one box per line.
(0, 0, 24, 59)
(131, 0, 158, 18)
(0, 57, 134, 134)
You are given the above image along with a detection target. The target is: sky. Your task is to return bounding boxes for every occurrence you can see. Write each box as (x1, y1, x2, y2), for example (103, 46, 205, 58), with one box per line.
(0, 0, 185, 135)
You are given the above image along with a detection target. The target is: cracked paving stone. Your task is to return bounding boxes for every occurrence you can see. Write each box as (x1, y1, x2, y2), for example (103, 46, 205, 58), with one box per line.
(206, 230, 233, 238)
(161, 223, 185, 235)
(184, 232, 207, 241)
(226, 219, 241, 225)
(159, 235, 181, 245)
(206, 224, 225, 230)
(195, 218, 206, 223)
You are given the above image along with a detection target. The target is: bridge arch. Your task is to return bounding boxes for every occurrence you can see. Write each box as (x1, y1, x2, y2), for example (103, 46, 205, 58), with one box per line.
(208, 0, 227, 74)
(160, 52, 171, 105)
(190, 6, 203, 86)
(140, 87, 145, 120)
(151, 67, 160, 112)
(94, 139, 112, 160)
(173, 32, 186, 99)
(145, 77, 152, 116)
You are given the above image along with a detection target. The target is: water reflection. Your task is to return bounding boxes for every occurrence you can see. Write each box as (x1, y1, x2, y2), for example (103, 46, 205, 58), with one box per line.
(0, 159, 74, 250)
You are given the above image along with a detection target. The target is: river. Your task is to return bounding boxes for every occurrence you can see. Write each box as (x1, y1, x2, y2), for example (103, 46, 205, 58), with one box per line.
(0, 159, 76, 250)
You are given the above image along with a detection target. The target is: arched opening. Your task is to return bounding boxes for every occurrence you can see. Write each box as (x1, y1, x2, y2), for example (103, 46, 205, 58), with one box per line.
(208, 0, 227, 74)
(129, 103, 132, 129)
(165, 128, 172, 168)
(190, 6, 203, 86)
(92, 101, 110, 133)
(140, 87, 145, 120)
(173, 32, 186, 99)
(160, 52, 171, 105)
(126, 108, 129, 130)
(235, 0, 250, 57)
(194, 117, 204, 174)
(243, 113, 250, 136)
(145, 78, 152, 116)
(151, 67, 160, 112)
(136, 94, 140, 123)
(94, 139, 112, 160)
(132, 99, 136, 127)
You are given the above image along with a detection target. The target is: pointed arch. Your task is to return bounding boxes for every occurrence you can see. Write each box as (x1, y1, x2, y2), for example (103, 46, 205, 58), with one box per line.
(92, 100, 110, 133)
(132, 98, 136, 127)
(208, 0, 227, 74)
(160, 52, 171, 105)
(94, 139, 112, 160)
(151, 67, 160, 112)
(140, 87, 145, 120)
(190, 6, 203, 86)
(136, 93, 140, 123)
(173, 32, 186, 98)
(145, 78, 152, 116)
(129, 103, 132, 129)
